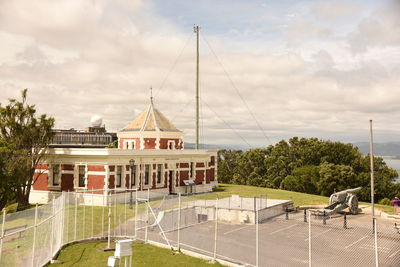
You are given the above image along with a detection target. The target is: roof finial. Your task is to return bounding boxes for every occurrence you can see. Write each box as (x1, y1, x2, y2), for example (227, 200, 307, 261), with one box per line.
(150, 86, 153, 105)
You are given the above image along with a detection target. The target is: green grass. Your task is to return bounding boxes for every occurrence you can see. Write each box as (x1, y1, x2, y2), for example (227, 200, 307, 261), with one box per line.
(47, 242, 225, 267)
(190, 183, 329, 206)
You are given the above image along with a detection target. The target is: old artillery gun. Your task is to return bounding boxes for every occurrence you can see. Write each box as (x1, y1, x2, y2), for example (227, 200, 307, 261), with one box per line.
(312, 187, 361, 216)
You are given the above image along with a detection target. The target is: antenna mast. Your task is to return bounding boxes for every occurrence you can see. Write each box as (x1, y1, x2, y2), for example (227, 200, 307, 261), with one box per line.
(194, 25, 200, 149)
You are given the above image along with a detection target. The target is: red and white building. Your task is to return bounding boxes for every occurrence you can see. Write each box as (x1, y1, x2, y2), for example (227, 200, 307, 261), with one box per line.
(29, 100, 218, 204)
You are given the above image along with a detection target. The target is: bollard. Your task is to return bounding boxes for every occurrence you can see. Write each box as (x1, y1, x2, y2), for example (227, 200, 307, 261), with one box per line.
(343, 213, 347, 229)
(285, 207, 289, 220)
(323, 211, 326, 225)
(304, 209, 307, 223)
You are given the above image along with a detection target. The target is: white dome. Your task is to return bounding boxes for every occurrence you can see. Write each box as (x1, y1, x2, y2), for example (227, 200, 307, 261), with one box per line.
(90, 115, 103, 127)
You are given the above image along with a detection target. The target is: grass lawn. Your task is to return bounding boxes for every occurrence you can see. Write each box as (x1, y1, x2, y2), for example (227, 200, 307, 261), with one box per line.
(47, 242, 225, 267)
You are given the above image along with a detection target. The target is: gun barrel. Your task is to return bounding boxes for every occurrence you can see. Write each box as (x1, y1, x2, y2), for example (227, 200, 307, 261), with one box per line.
(335, 187, 362, 195)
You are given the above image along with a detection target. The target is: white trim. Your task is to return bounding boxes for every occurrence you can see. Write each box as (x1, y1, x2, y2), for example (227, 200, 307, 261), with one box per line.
(35, 169, 49, 173)
(61, 170, 74, 174)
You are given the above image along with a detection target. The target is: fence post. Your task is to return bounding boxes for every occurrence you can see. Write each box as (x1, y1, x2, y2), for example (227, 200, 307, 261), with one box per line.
(256, 197, 259, 267)
(108, 201, 111, 249)
(134, 190, 138, 239)
(213, 198, 218, 262)
(343, 213, 347, 229)
(74, 193, 78, 241)
(50, 196, 55, 257)
(0, 208, 7, 264)
(374, 218, 379, 267)
(114, 187, 117, 237)
(91, 189, 94, 238)
(308, 210, 312, 267)
(145, 200, 149, 242)
(177, 193, 181, 251)
(124, 190, 127, 236)
(83, 191, 86, 239)
(102, 193, 105, 237)
(32, 203, 39, 267)
(304, 209, 307, 223)
(66, 191, 70, 243)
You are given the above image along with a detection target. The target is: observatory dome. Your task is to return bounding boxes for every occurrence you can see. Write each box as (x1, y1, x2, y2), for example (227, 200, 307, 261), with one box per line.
(90, 115, 103, 127)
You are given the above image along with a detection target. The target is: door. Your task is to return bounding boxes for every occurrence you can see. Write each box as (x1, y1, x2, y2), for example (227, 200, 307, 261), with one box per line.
(168, 171, 173, 194)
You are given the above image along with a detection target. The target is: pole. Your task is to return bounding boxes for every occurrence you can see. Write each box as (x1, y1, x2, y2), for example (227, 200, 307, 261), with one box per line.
(101, 193, 105, 237)
(308, 210, 312, 267)
(256, 197, 259, 267)
(32, 203, 39, 267)
(134, 190, 138, 239)
(50, 196, 55, 257)
(66, 191, 70, 243)
(194, 25, 200, 149)
(74, 193, 78, 241)
(369, 120, 375, 219)
(213, 198, 218, 262)
(91, 189, 94, 238)
(0, 209, 7, 264)
(124, 190, 127, 236)
(83, 191, 86, 239)
(108, 202, 111, 249)
(374, 218, 379, 267)
(177, 193, 181, 251)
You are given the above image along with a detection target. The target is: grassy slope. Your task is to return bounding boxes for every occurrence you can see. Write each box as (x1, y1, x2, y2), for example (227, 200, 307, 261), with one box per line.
(48, 242, 225, 267)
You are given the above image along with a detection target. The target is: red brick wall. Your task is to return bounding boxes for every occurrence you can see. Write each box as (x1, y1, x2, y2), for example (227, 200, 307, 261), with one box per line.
(159, 138, 182, 149)
(87, 175, 105, 191)
(196, 162, 205, 168)
(195, 170, 204, 184)
(109, 175, 115, 188)
(180, 163, 189, 168)
(209, 156, 215, 166)
(36, 164, 48, 170)
(62, 164, 74, 171)
(33, 173, 48, 190)
(61, 174, 74, 191)
(109, 165, 115, 172)
(207, 168, 215, 181)
(144, 138, 156, 149)
(88, 165, 105, 172)
(119, 138, 140, 149)
(180, 170, 189, 186)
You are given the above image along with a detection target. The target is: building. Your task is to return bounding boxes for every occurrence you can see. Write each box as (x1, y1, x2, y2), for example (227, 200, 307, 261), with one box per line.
(29, 100, 218, 204)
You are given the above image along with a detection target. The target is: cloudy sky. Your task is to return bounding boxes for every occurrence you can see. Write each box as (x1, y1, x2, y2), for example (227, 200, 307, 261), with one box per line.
(0, 0, 399, 148)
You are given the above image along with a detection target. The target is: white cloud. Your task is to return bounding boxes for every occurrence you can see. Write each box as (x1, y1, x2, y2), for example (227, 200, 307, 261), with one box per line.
(0, 0, 399, 148)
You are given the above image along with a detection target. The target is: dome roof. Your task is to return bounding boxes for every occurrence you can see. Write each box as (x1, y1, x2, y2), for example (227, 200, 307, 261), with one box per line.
(121, 101, 181, 133)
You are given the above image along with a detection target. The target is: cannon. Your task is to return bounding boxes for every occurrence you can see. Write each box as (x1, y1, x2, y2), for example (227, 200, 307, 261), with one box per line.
(312, 187, 361, 216)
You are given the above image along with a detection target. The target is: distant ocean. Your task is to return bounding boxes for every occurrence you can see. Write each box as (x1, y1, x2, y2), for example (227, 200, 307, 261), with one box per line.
(383, 157, 400, 183)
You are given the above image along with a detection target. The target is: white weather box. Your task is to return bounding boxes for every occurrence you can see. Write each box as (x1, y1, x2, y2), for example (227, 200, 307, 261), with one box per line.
(115, 239, 133, 257)
(107, 256, 119, 267)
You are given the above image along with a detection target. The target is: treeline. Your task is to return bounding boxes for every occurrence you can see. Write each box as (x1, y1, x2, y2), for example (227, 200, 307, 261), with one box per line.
(218, 137, 400, 202)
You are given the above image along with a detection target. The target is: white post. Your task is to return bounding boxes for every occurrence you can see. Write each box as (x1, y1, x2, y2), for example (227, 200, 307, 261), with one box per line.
(91, 189, 94, 238)
(114, 186, 117, 237)
(369, 120, 375, 219)
(74, 193, 78, 241)
(256, 198, 259, 267)
(145, 201, 149, 242)
(108, 202, 111, 249)
(50, 196, 55, 257)
(66, 191, 70, 243)
(0, 208, 7, 264)
(83, 192, 86, 239)
(31, 203, 39, 267)
(101, 193, 105, 237)
(124, 190, 127, 236)
(308, 210, 312, 267)
(213, 198, 218, 262)
(374, 218, 379, 267)
(134, 190, 138, 239)
(177, 193, 181, 250)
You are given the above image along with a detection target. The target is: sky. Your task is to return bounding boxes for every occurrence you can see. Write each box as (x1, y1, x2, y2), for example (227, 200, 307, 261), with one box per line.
(0, 0, 399, 149)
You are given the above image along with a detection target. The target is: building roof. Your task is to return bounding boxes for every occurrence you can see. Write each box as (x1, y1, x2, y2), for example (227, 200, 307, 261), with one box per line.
(121, 101, 182, 133)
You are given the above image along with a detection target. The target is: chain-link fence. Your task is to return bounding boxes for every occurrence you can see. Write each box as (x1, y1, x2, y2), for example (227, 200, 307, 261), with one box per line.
(0, 191, 399, 267)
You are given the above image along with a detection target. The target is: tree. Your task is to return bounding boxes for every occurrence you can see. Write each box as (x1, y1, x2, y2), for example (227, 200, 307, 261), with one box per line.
(0, 89, 55, 210)
(281, 165, 319, 194)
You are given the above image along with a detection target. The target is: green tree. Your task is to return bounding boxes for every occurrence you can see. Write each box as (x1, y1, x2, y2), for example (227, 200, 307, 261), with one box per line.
(0, 89, 55, 210)
(281, 165, 320, 194)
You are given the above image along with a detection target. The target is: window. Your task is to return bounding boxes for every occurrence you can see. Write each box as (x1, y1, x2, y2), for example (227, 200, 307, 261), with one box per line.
(131, 165, 136, 187)
(144, 165, 150, 185)
(190, 162, 194, 178)
(156, 164, 162, 184)
(168, 140, 174, 150)
(116, 166, 122, 187)
(78, 165, 86, 187)
(52, 164, 60, 186)
(125, 141, 129, 149)
(131, 141, 135, 149)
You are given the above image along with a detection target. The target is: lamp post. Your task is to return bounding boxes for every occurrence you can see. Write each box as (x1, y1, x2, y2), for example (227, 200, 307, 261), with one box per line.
(129, 159, 135, 209)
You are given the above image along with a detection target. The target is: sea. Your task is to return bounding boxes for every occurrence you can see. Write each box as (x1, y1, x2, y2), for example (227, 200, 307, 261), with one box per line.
(382, 157, 400, 183)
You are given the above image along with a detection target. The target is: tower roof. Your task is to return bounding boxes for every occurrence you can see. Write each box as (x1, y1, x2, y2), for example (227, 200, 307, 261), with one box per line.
(121, 102, 181, 133)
